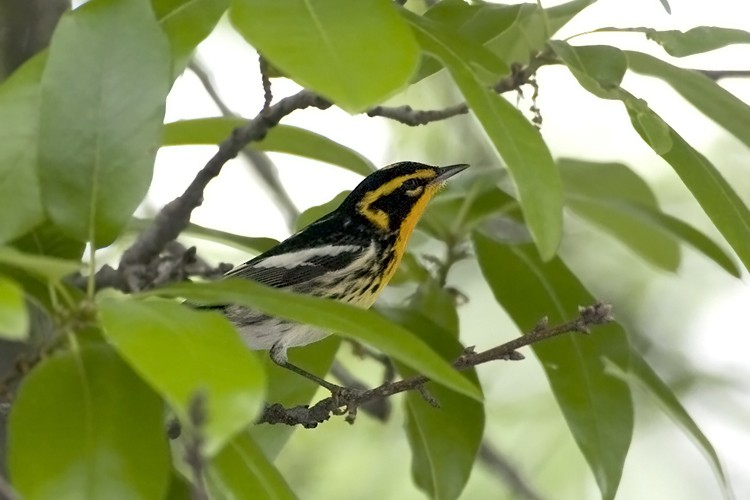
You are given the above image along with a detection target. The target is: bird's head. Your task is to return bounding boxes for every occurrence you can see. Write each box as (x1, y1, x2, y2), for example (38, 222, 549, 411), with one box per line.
(341, 161, 469, 236)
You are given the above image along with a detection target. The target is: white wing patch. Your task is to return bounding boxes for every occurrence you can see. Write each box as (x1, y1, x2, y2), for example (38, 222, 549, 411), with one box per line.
(252, 244, 363, 269)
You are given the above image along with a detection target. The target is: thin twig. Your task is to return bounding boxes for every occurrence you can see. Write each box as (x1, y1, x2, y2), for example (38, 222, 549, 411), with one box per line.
(184, 393, 209, 500)
(478, 441, 545, 500)
(188, 60, 299, 230)
(257, 302, 613, 428)
(697, 69, 750, 80)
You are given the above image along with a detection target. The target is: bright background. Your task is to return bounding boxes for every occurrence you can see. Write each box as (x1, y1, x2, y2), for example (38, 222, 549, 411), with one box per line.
(148, 1, 750, 498)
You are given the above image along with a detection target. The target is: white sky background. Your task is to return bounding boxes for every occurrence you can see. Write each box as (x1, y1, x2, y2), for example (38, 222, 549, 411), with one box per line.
(149, 1, 750, 498)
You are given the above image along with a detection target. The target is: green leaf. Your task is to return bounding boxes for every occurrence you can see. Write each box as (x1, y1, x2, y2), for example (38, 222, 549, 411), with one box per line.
(408, 14, 563, 260)
(11, 220, 86, 261)
(151, 0, 230, 74)
(0, 275, 28, 340)
(0, 54, 45, 245)
(129, 218, 279, 254)
(163, 119, 375, 175)
(548, 42, 627, 99)
(599, 26, 750, 57)
(207, 431, 297, 500)
(230, 0, 419, 112)
(656, 0, 671, 14)
(8, 345, 170, 500)
(383, 308, 483, 500)
(37, 0, 171, 247)
(294, 191, 349, 232)
(473, 232, 633, 500)
(0, 246, 79, 280)
(559, 159, 680, 272)
(99, 298, 266, 455)
(627, 106, 750, 273)
(626, 51, 750, 150)
(487, 0, 596, 66)
(145, 279, 482, 401)
(608, 353, 732, 499)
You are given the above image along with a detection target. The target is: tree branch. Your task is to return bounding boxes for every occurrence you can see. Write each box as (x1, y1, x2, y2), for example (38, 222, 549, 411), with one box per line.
(478, 441, 545, 500)
(257, 302, 613, 428)
(697, 69, 750, 81)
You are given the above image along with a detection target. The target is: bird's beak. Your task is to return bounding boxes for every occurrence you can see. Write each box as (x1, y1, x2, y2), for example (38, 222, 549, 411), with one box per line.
(430, 164, 470, 185)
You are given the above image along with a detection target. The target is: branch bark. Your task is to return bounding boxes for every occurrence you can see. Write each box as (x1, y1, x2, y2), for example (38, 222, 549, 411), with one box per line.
(257, 302, 613, 428)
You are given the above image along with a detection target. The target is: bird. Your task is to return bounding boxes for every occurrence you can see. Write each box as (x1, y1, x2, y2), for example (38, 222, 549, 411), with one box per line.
(217, 161, 469, 393)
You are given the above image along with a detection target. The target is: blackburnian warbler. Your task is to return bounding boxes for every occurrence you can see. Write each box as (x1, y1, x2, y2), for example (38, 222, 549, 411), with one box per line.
(217, 161, 468, 391)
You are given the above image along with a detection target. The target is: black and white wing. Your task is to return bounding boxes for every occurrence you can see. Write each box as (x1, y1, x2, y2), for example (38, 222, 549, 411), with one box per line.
(224, 244, 368, 290)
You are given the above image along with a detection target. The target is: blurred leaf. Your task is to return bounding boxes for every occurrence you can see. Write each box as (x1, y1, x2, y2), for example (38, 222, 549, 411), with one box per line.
(0, 247, 79, 280)
(250, 337, 340, 458)
(599, 26, 750, 57)
(627, 106, 750, 274)
(554, 47, 750, 273)
(408, 282, 459, 335)
(207, 431, 297, 500)
(151, 0, 230, 74)
(0, 54, 45, 245)
(129, 217, 279, 254)
(409, 14, 563, 260)
(11, 220, 85, 260)
(99, 298, 266, 455)
(230, 0, 419, 112)
(0, 276, 28, 340)
(8, 345, 170, 500)
(37, 0, 171, 247)
(487, 0, 596, 65)
(559, 159, 679, 271)
(607, 353, 732, 499)
(626, 51, 750, 150)
(423, 185, 516, 240)
(164, 473, 192, 500)
(657, 0, 672, 14)
(163, 119, 375, 175)
(389, 252, 431, 286)
(146, 280, 482, 401)
(549, 42, 626, 99)
(473, 233, 633, 500)
(295, 191, 349, 232)
(383, 308, 483, 500)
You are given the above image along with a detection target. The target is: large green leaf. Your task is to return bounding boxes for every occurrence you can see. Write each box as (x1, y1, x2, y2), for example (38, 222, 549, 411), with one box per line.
(597, 26, 750, 57)
(37, 0, 171, 247)
(230, 0, 419, 112)
(145, 279, 482, 401)
(207, 431, 297, 500)
(473, 232, 633, 500)
(11, 220, 86, 261)
(548, 42, 626, 99)
(0, 275, 28, 340)
(384, 308, 483, 500)
(0, 54, 45, 245)
(99, 298, 266, 455)
(607, 352, 732, 499)
(408, 13, 563, 260)
(8, 345, 170, 500)
(163, 119, 375, 175)
(626, 51, 750, 150)
(151, 0, 230, 74)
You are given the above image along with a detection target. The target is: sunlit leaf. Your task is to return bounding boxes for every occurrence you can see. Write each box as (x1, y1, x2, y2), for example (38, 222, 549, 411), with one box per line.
(626, 51, 750, 150)
(145, 280, 482, 401)
(207, 431, 297, 500)
(151, 0, 230, 74)
(99, 298, 267, 455)
(408, 13, 563, 260)
(0, 54, 45, 245)
(37, 0, 171, 247)
(549, 42, 626, 99)
(473, 232, 633, 500)
(383, 308, 483, 500)
(598, 26, 750, 57)
(230, 0, 419, 112)
(163, 119, 375, 175)
(8, 346, 170, 500)
(0, 275, 28, 340)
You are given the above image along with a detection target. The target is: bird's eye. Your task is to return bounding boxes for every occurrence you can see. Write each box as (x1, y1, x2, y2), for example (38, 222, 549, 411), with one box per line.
(402, 178, 422, 195)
